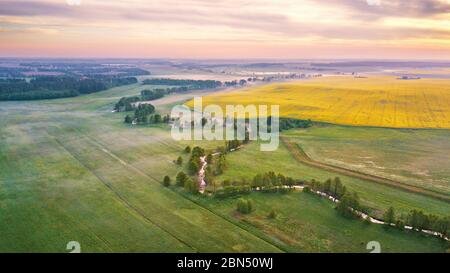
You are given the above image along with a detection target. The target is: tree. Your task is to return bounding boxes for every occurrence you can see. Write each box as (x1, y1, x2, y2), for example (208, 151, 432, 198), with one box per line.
(184, 146, 191, 153)
(184, 177, 198, 194)
(188, 159, 200, 175)
(153, 114, 162, 123)
(163, 114, 171, 123)
(191, 146, 205, 157)
(237, 198, 253, 214)
(124, 115, 133, 123)
(205, 171, 214, 190)
(206, 153, 213, 164)
(215, 154, 226, 175)
(323, 178, 332, 193)
(176, 171, 187, 187)
(383, 206, 396, 226)
(407, 210, 430, 231)
(176, 156, 183, 165)
(163, 176, 171, 187)
(433, 217, 450, 237)
(333, 177, 342, 196)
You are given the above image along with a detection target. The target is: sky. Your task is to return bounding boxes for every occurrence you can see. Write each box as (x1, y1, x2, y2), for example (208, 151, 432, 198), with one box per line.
(1, 0, 450, 59)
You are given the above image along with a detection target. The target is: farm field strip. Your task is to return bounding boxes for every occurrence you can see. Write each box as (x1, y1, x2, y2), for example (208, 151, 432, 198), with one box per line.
(51, 136, 197, 252)
(0, 125, 191, 252)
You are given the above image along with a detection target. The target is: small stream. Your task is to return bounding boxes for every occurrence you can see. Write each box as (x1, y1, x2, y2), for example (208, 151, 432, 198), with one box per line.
(198, 156, 207, 193)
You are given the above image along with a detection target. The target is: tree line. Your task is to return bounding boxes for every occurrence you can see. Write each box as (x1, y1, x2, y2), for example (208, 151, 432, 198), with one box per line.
(0, 76, 137, 100)
(142, 78, 222, 90)
(382, 206, 449, 237)
(303, 178, 450, 238)
(215, 171, 299, 199)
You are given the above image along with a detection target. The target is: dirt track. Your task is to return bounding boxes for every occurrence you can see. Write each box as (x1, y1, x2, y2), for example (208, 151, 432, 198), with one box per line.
(280, 136, 450, 203)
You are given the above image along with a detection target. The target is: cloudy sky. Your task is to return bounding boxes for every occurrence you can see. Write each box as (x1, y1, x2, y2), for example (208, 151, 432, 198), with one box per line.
(1, 0, 450, 59)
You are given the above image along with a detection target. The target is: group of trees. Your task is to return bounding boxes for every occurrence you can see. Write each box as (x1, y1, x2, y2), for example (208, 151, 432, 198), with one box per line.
(309, 177, 347, 199)
(163, 146, 207, 195)
(215, 185, 252, 199)
(141, 89, 166, 101)
(215, 172, 297, 199)
(382, 207, 450, 237)
(115, 88, 166, 113)
(213, 154, 226, 175)
(304, 177, 364, 218)
(335, 192, 362, 218)
(224, 79, 247, 87)
(123, 103, 170, 125)
(305, 177, 450, 238)
(263, 116, 313, 132)
(251, 172, 297, 190)
(187, 146, 205, 175)
(124, 103, 154, 123)
(225, 140, 242, 151)
(115, 96, 140, 112)
(279, 118, 313, 131)
(0, 76, 137, 100)
(174, 171, 198, 194)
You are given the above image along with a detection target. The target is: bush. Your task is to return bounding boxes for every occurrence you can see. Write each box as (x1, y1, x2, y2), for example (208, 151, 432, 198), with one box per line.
(237, 198, 253, 214)
(214, 185, 251, 199)
(267, 209, 277, 219)
(303, 186, 311, 193)
(176, 156, 183, 165)
(163, 176, 171, 187)
(184, 146, 191, 153)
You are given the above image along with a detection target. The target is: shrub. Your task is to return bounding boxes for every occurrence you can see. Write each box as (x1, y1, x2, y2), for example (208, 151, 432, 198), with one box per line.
(176, 156, 183, 165)
(303, 186, 311, 193)
(184, 146, 191, 153)
(163, 176, 171, 187)
(237, 198, 253, 214)
(268, 209, 277, 219)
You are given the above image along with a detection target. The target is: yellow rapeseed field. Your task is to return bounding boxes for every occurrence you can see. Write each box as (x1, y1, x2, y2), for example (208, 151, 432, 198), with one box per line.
(189, 76, 450, 129)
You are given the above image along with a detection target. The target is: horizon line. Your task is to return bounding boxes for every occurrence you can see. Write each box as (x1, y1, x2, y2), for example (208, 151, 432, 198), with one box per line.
(2, 56, 450, 63)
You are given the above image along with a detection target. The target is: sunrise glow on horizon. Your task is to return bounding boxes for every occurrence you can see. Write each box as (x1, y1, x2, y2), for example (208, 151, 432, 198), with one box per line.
(1, 0, 450, 59)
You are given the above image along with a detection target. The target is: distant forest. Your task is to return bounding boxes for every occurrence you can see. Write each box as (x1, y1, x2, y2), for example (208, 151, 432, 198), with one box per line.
(0, 76, 138, 100)
(142, 78, 222, 89)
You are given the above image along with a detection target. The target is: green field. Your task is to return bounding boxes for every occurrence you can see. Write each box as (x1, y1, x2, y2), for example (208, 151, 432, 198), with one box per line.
(0, 82, 449, 252)
(216, 139, 450, 218)
(189, 192, 448, 252)
(283, 125, 450, 195)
